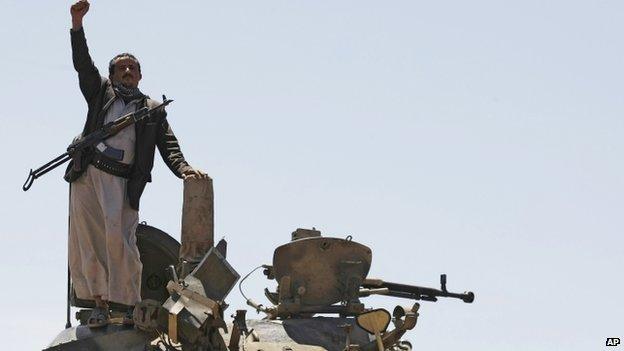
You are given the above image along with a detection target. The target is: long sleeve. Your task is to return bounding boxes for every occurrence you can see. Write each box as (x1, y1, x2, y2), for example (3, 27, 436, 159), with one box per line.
(156, 111, 193, 178)
(71, 27, 104, 102)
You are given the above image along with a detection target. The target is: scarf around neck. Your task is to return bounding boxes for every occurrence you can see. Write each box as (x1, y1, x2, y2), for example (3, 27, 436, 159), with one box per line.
(113, 82, 145, 103)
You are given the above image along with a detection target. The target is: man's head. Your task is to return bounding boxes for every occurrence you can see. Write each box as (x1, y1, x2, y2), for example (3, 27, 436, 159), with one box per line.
(108, 53, 142, 88)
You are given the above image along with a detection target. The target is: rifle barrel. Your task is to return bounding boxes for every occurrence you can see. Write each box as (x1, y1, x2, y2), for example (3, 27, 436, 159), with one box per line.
(361, 280, 474, 303)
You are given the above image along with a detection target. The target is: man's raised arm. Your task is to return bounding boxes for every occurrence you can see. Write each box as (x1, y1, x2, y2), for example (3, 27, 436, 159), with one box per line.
(70, 0, 103, 103)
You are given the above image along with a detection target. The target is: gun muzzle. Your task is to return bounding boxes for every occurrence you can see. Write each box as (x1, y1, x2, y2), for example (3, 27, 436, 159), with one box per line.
(461, 291, 475, 303)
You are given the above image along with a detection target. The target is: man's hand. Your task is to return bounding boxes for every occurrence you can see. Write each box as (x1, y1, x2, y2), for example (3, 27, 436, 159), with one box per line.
(182, 169, 210, 180)
(70, 0, 90, 31)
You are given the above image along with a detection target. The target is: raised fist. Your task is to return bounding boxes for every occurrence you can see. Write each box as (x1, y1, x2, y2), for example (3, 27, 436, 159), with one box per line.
(71, 0, 90, 29)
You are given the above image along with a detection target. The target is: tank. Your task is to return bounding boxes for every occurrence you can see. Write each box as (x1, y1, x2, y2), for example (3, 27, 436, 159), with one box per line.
(221, 227, 474, 351)
(44, 226, 474, 351)
(44, 179, 473, 350)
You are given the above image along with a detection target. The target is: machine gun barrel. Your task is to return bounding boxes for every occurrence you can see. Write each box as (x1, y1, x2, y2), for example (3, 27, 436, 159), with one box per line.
(362, 274, 474, 303)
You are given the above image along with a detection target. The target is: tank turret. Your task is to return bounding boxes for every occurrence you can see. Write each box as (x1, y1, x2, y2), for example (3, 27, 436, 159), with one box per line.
(229, 228, 474, 351)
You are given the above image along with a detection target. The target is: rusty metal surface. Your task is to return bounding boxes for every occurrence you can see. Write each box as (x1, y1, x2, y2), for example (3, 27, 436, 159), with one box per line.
(180, 177, 214, 262)
(291, 228, 321, 241)
(188, 247, 240, 301)
(273, 237, 372, 306)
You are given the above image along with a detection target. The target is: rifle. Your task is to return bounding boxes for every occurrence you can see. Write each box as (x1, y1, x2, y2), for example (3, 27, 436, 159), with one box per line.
(361, 274, 474, 303)
(22, 95, 173, 191)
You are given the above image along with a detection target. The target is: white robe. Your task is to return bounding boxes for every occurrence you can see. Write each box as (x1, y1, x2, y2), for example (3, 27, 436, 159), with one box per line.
(68, 98, 143, 306)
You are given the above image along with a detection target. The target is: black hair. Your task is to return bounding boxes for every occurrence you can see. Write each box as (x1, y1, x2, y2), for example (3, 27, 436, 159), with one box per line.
(108, 53, 141, 76)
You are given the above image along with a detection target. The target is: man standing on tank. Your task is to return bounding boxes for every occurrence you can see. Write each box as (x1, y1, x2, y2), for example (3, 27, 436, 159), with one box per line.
(67, 0, 207, 328)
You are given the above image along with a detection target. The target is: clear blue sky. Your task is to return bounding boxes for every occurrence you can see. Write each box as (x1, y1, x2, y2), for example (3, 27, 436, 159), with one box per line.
(1, 1, 622, 350)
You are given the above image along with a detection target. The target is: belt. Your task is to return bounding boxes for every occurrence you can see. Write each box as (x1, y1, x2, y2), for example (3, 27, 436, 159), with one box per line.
(91, 152, 132, 178)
